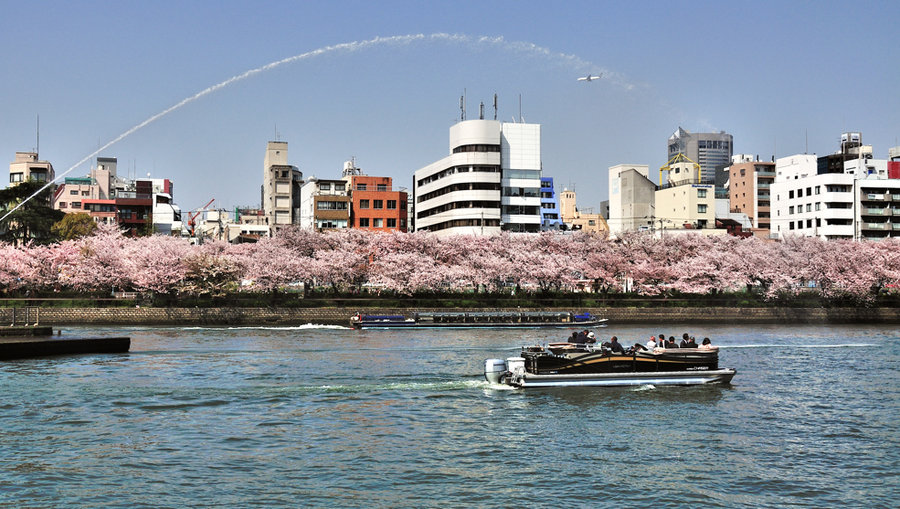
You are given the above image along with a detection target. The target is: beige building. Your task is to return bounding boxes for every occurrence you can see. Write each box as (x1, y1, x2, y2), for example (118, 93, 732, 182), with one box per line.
(559, 188, 608, 234)
(607, 164, 656, 236)
(655, 160, 715, 231)
(261, 141, 302, 232)
(9, 152, 54, 187)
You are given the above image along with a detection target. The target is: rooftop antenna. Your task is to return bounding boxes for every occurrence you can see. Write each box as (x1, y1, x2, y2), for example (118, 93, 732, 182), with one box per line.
(493, 94, 498, 120)
(479, 101, 484, 120)
(459, 91, 466, 121)
(518, 94, 522, 123)
(275, 122, 278, 141)
(805, 129, 808, 154)
(36, 114, 40, 157)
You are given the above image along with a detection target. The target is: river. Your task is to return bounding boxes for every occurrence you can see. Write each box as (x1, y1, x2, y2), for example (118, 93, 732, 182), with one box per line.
(1, 324, 897, 508)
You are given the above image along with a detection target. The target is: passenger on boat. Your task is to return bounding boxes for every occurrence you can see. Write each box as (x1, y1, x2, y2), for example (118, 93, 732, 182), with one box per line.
(680, 333, 690, 348)
(603, 336, 625, 354)
(699, 338, 714, 350)
(665, 336, 679, 348)
(683, 336, 698, 348)
(646, 336, 658, 350)
(587, 331, 596, 344)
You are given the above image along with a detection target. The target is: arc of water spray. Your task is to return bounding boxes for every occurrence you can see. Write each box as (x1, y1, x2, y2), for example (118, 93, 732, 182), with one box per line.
(1, 33, 618, 225)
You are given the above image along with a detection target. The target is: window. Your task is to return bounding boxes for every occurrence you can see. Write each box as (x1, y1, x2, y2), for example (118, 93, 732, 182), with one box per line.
(387, 218, 397, 228)
(359, 218, 369, 227)
(387, 200, 397, 209)
(789, 221, 795, 230)
(806, 204, 811, 212)
(789, 190, 794, 199)
(9, 173, 23, 183)
(698, 204, 707, 213)
(806, 219, 812, 228)
(334, 183, 346, 192)
(72, 202, 81, 209)
(377, 184, 387, 191)
(82, 191, 90, 196)
(359, 200, 369, 209)
(798, 189, 803, 198)
(373, 200, 383, 209)
(356, 184, 367, 191)
(400, 201, 407, 210)
(70, 190, 79, 195)
(400, 219, 406, 228)
(815, 186, 821, 195)
(806, 187, 812, 196)
(697, 189, 707, 199)
(319, 183, 331, 191)
(59, 202, 66, 208)
(374, 218, 383, 228)
(789, 206, 795, 214)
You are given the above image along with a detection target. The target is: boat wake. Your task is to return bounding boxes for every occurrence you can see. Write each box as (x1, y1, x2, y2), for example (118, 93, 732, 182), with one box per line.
(724, 343, 876, 349)
(179, 324, 350, 331)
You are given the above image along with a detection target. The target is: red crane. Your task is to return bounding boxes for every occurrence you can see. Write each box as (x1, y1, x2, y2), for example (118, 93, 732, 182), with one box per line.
(188, 198, 215, 237)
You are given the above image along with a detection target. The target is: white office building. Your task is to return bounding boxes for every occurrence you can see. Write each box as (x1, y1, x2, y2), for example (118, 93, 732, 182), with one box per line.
(413, 119, 542, 236)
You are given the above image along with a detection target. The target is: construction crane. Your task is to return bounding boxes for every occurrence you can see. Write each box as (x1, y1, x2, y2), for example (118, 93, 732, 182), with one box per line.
(659, 153, 702, 186)
(188, 198, 215, 237)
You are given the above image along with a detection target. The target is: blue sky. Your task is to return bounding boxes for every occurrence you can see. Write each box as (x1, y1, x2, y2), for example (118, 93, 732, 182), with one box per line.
(2, 0, 898, 214)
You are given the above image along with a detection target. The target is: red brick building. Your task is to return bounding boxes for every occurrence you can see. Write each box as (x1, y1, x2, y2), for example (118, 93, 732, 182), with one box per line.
(346, 175, 408, 232)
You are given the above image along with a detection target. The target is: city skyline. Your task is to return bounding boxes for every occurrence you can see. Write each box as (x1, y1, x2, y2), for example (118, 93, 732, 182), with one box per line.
(2, 0, 898, 213)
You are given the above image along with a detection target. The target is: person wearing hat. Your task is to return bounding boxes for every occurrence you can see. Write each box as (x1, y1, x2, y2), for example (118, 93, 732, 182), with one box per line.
(586, 331, 596, 344)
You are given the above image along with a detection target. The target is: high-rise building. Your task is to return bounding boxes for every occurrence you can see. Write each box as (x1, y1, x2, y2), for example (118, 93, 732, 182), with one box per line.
(261, 141, 302, 232)
(413, 118, 542, 236)
(667, 127, 733, 187)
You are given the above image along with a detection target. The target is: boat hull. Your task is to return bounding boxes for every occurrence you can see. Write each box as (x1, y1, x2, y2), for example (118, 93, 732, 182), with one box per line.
(354, 319, 607, 329)
(508, 369, 736, 388)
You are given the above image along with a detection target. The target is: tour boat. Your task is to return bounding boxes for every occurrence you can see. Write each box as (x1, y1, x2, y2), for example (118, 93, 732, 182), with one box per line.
(484, 343, 735, 388)
(350, 311, 607, 329)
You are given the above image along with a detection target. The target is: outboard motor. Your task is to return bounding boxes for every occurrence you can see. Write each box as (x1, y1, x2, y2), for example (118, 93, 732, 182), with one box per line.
(506, 357, 526, 380)
(484, 358, 507, 384)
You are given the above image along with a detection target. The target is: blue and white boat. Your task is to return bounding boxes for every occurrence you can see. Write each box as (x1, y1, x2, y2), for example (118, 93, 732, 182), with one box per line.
(350, 311, 606, 329)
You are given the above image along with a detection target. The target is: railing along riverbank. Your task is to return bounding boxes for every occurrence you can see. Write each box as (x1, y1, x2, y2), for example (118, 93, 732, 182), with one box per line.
(1, 306, 899, 326)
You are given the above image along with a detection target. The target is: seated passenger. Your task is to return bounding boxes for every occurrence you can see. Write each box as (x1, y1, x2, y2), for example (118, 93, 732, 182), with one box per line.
(646, 336, 658, 350)
(569, 331, 581, 344)
(699, 337, 714, 350)
(665, 336, 679, 348)
(586, 331, 597, 344)
(684, 336, 698, 348)
(680, 333, 691, 348)
(606, 336, 625, 354)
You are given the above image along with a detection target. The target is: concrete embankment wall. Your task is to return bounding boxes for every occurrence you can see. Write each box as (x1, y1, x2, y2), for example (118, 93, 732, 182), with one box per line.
(2, 307, 899, 326)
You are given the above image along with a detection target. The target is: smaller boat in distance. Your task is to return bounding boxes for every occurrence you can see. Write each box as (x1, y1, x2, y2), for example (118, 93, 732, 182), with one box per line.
(485, 342, 735, 388)
(350, 311, 606, 329)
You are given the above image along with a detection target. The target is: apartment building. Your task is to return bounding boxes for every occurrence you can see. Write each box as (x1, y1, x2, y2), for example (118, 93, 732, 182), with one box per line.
(9, 151, 54, 187)
(559, 188, 608, 234)
(655, 159, 715, 231)
(261, 141, 302, 231)
(343, 163, 408, 232)
(539, 177, 562, 230)
(727, 155, 775, 237)
(299, 177, 350, 231)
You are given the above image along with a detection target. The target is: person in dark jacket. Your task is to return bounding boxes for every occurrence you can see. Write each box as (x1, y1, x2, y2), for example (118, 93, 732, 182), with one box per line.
(680, 333, 691, 348)
(666, 336, 679, 348)
(607, 336, 625, 354)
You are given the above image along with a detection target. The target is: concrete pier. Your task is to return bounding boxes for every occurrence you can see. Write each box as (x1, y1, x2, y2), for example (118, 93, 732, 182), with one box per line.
(0, 326, 130, 360)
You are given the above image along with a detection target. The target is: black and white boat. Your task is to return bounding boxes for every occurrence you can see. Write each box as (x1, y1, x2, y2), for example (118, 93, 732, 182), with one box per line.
(350, 311, 607, 329)
(484, 342, 735, 388)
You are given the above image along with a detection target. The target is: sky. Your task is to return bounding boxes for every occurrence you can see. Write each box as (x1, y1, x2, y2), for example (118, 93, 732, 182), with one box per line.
(2, 0, 899, 215)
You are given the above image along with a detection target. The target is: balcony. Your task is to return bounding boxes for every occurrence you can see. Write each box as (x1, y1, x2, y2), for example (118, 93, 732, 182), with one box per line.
(862, 222, 891, 230)
(863, 208, 888, 215)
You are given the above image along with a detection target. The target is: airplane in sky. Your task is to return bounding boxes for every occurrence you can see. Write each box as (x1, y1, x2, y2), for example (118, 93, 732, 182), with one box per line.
(577, 73, 602, 82)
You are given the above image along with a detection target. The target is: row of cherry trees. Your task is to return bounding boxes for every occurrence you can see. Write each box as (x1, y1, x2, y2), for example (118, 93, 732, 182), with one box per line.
(2, 224, 900, 300)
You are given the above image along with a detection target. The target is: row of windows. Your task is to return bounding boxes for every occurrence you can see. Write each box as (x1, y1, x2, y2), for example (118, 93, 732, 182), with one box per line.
(502, 187, 540, 198)
(417, 182, 500, 204)
(317, 201, 349, 210)
(417, 165, 500, 187)
(502, 205, 540, 216)
(318, 182, 347, 192)
(358, 218, 405, 228)
(351, 183, 388, 192)
(359, 199, 405, 210)
(423, 218, 501, 232)
(452, 144, 500, 154)
(698, 140, 731, 150)
(417, 200, 501, 220)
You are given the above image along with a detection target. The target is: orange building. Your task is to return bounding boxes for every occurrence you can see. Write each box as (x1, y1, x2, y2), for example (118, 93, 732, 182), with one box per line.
(728, 158, 775, 238)
(345, 175, 408, 232)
